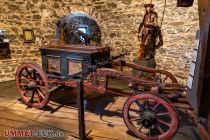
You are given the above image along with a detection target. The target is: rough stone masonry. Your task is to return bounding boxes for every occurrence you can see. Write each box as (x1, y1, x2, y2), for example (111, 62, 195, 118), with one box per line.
(0, 0, 199, 84)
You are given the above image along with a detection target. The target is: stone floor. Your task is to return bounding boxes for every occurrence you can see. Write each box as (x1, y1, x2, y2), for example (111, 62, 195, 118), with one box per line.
(0, 81, 204, 140)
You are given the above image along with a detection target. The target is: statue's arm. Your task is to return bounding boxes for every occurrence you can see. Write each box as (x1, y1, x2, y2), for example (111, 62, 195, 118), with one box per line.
(138, 22, 144, 39)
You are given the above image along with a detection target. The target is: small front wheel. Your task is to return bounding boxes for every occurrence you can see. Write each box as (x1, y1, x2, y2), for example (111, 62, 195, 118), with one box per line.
(16, 63, 49, 108)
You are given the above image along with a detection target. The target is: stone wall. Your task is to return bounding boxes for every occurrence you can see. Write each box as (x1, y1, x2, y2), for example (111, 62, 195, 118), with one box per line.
(0, 0, 199, 84)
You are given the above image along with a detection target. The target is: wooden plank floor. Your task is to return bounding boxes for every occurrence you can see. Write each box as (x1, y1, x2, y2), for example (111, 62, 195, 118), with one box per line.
(0, 81, 203, 140)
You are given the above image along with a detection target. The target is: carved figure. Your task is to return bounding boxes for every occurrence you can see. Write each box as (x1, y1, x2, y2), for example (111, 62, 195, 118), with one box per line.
(138, 4, 163, 59)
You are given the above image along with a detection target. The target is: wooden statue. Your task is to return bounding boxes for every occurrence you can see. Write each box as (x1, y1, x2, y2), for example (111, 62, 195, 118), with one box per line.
(138, 4, 163, 59)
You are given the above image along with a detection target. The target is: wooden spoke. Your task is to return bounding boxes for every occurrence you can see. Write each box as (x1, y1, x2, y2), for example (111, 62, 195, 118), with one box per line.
(135, 100, 145, 109)
(35, 90, 41, 103)
(36, 88, 45, 99)
(36, 85, 47, 89)
(20, 73, 29, 79)
(129, 108, 140, 113)
(20, 83, 28, 90)
(152, 102, 160, 111)
(20, 77, 28, 80)
(35, 77, 44, 86)
(19, 83, 27, 86)
(24, 68, 33, 79)
(20, 74, 30, 81)
(156, 112, 170, 116)
(20, 86, 27, 90)
(130, 117, 142, 121)
(137, 71, 144, 78)
(30, 90, 35, 103)
(23, 90, 30, 96)
(163, 75, 169, 82)
(142, 72, 148, 79)
(144, 99, 151, 109)
(156, 125, 164, 134)
(145, 73, 155, 80)
(157, 118, 171, 127)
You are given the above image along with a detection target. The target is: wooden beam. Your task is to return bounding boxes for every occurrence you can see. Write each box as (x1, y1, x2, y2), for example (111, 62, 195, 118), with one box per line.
(196, 0, 210, 133)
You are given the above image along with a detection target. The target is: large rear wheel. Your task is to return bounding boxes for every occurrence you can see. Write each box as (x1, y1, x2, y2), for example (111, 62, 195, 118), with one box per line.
(123, 93, 179, 140)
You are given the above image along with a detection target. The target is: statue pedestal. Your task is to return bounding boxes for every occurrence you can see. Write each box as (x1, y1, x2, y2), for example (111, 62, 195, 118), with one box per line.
(132, 58, 156, 77)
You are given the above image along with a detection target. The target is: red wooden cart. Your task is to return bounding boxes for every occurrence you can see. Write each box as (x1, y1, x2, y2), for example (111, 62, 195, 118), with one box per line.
(15, 46, 209, 139)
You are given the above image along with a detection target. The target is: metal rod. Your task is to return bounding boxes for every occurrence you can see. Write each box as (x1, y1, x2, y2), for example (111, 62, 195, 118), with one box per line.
(76, 80, 86, 140)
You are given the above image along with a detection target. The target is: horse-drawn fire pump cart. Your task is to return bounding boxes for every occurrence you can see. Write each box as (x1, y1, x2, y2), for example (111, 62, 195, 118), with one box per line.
(15, 12, 209, 140)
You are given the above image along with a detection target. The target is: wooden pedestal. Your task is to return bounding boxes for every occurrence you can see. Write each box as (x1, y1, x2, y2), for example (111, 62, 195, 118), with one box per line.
(132, 59, 155, 77)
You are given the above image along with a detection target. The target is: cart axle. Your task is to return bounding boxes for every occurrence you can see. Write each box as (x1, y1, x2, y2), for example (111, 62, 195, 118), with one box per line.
(27, 81, 37, 89)
(141, 111, 156, 128)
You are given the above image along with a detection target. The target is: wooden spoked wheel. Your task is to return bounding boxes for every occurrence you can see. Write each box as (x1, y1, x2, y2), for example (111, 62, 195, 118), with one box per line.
(123, 93, 179, 140)
(16, 63, 49, 108)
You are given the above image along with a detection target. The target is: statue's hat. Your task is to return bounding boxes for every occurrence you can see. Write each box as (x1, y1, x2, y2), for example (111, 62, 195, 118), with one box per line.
(144, 4, 154, 8)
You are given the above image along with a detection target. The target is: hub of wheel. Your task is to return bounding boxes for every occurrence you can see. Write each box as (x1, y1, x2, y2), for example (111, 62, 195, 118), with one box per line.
(141, 110, 156, 128)
(27, 81, 37, 89)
